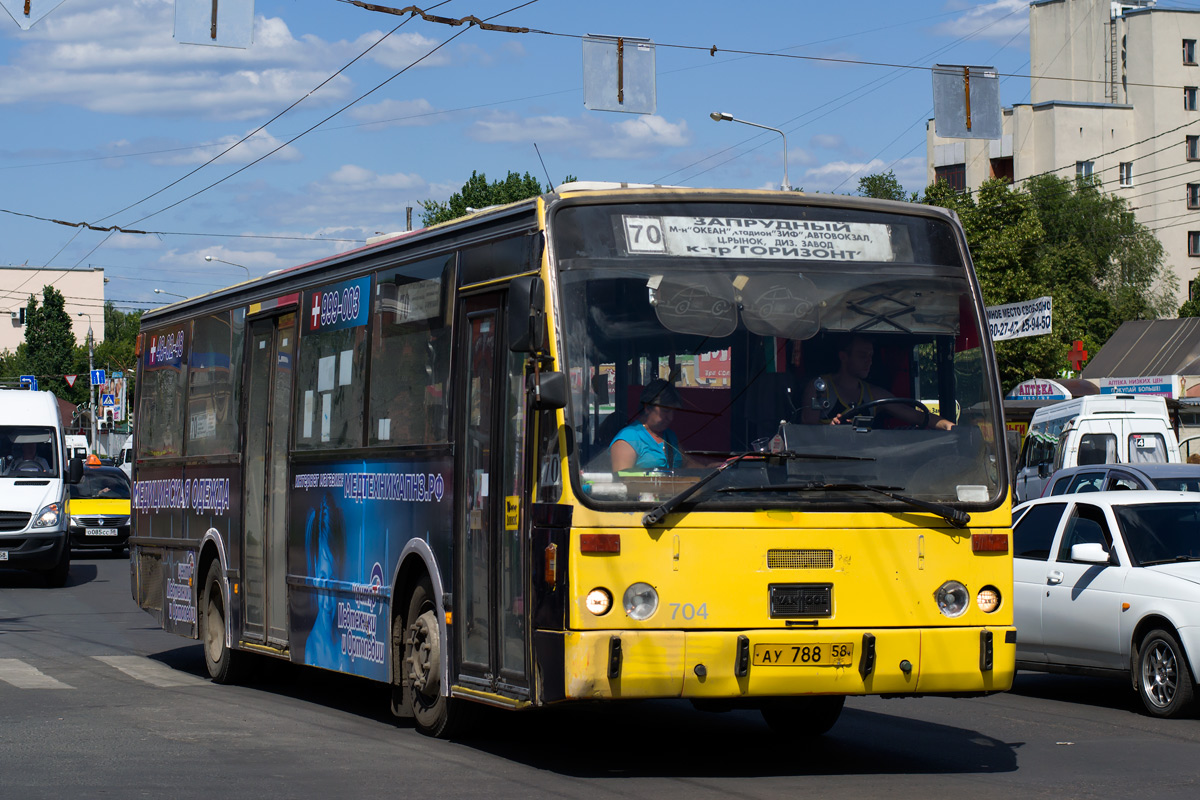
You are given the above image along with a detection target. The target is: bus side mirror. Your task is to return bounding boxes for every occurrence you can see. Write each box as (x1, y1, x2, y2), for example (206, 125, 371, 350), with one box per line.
(531, 371, 568, 411)
(509, 276, 546, 354)
(68, 457, 84, 485)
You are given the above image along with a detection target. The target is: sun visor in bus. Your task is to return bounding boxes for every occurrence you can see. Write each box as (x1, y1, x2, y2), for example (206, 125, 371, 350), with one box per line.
(736, 274, 822, 340)
(649, 275, 737, 337)
(819, 280, 961, 336)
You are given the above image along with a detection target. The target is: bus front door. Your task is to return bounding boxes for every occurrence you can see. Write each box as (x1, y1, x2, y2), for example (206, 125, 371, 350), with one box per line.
(457, 292, 530, 701)
(242, 312, 295, 646)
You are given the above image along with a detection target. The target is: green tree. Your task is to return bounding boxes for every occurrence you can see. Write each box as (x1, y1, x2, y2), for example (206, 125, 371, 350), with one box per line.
(420, 171, 578, 227)
(923, 176, 1175, 392)
(857, 170, 918, 203)
(23, 286, 79, 400)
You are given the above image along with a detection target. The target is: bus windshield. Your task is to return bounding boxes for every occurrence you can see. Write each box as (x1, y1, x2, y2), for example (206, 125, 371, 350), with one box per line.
(552, 200, 1004, 510)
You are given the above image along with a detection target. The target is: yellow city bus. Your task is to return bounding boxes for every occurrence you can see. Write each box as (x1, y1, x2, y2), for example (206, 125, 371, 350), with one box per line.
(130, 184, 1013, 738)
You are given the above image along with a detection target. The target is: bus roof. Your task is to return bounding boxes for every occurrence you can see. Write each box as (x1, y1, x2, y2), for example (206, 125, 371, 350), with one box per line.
(140, 185, 959, 325)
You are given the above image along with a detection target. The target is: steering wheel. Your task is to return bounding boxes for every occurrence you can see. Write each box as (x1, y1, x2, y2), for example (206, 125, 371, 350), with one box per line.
(838, 398, 930, 430)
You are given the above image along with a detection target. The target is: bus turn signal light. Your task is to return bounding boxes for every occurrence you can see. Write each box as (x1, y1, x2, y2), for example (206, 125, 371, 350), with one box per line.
(544, 543, 557, 589)
(580, 533, 620, 553)
(972, 533, 1008, 553)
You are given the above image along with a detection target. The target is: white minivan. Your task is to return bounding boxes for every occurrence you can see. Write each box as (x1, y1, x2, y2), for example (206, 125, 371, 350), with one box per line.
(1014, 394, 1180, 503)
(0, 390, 84, 585)
(65, 434, 89, 462)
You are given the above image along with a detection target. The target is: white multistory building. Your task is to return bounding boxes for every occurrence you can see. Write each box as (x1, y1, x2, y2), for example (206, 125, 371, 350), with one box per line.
(927, 0, 1200, 305)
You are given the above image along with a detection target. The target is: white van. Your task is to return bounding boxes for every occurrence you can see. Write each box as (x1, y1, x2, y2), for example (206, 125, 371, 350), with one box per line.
(0, 390, 84, 585)
(1014, 394, 1179, 503)
(65, 434, 89, 462)
(115, 435, 133, 478)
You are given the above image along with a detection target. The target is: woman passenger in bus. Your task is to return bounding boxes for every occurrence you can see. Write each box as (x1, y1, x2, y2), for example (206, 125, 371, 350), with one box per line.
(609, 379, 692, 472)
(799, 334, 954, 430)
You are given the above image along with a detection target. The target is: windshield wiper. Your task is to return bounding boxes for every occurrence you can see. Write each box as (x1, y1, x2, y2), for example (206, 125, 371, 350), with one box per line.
(717, 481, 970, 529)
(1139, 555, 1200, 566)
(641, 450, 875, 527)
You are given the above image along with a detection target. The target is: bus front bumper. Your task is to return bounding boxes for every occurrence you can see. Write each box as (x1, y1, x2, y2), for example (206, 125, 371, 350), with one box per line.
(557, 626, 1015, 700)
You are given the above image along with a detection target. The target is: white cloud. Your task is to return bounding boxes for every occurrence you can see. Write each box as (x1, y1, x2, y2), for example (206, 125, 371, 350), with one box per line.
(326, 164, 424, 190)
(147, 129, 302, 166)
(0, 0, 439, 119)
(809, 134, 843, 150)
(802, 158, 887, 192)
(347, 98, 439, 128)
(933, 0, 1029, 41)
(469, 112, 691, 159)
(361, 30, 450, 69)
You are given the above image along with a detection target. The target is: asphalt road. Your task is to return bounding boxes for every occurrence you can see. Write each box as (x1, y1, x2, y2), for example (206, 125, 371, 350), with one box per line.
(2, 552, 1199, 799)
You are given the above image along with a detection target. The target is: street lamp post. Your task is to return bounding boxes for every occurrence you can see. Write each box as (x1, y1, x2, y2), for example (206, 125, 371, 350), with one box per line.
(709, 111, 791, 191)
(77, 312, 96, 454)
(154, 288, 187, 300)
(204, 255, 250, 280)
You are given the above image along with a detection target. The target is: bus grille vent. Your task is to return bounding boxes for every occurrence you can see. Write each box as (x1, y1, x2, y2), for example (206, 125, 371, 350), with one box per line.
(767, 549, 833, 569)
(138, 551, 163, 612)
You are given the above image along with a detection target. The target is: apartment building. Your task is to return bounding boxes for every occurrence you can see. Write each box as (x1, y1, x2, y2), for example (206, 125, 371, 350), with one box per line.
(1, 266, 106, 354)
(927, 0, 1200, 305)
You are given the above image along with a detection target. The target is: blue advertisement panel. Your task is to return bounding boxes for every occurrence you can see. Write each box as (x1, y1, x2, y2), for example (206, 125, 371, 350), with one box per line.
(289, 456, 453, 681)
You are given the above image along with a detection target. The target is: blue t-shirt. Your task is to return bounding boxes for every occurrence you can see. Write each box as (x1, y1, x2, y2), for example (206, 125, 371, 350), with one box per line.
(611, 423, 683, 471)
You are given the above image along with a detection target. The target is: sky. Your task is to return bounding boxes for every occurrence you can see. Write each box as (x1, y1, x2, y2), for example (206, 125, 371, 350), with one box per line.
(0, 0, 1037, 315)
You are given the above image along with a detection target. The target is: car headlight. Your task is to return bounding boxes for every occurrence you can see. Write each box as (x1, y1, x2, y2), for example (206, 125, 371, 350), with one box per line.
(935, 580, 969, 618)
(33, 503, 63, 528)
(623, 582, 659, 620)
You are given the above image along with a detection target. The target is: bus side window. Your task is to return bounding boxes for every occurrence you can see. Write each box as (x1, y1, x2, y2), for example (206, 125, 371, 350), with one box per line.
(368, 255, 454, 446)
(295, 283, 368, 450)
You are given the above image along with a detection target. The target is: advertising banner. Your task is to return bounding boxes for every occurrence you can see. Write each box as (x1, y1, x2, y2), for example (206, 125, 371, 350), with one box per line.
(985, 296, 1052, 342)
(289, 456, 454, 682)
(1006, 378, 1071, 401)
(1098, 375, 1181, 398)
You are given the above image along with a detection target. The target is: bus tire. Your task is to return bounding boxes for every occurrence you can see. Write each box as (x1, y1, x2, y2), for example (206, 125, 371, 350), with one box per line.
(403, 578, 468, 738)
(760, 695, 845, 737)
(1137, 628, 1196, 719)
(42, 542, 70, 588)
(200, 560, 249, 685)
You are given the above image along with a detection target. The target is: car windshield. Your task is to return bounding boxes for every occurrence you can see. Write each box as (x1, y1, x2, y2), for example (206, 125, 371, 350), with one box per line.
(552, 200, 1004, 510)
(70, 472, 131, 500)
(1114, 502, 1200, 564)
(0, 426, 57, 478)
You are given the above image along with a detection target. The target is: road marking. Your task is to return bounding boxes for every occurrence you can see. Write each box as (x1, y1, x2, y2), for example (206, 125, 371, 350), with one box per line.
(0, 658, 73, 689)
(92, 655, 208, 688)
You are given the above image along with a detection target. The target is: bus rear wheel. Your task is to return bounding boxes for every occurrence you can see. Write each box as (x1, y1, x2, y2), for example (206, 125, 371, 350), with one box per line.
(403, 578, 468, 738)
(760, 695, 845, 737)
(200, 560, 249, 684)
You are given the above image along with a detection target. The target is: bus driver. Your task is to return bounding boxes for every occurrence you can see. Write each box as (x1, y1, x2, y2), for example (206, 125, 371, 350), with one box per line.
(799, 334, 954, 430)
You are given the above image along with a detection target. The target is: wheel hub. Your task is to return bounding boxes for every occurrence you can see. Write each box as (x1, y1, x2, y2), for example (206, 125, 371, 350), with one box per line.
(1144, 643, 1177, 707)
(406, 610, 440, 696)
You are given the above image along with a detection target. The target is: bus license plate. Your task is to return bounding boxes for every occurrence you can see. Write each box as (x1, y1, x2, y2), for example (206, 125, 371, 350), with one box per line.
(0, 550, 8, 561)
(752, 643, 854, 667)
(85, 528, 118, 537)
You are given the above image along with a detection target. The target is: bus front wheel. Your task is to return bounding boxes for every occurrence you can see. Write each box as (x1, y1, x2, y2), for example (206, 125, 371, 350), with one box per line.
(403, 578, 468, 738)
(760, 695, 845, 737)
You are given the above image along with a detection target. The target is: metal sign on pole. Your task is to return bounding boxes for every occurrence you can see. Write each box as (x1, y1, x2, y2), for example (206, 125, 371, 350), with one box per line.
(90, 369, 106, 387)
(19, 375, 37, 391)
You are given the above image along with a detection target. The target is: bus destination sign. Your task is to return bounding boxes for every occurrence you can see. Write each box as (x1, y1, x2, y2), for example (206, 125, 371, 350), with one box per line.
(621, 215, 895, 262)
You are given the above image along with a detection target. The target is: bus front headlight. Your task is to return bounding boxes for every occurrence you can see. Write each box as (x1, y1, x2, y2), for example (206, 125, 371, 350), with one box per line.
(935, 580, 969, 618)
(623, 582, 658, 620)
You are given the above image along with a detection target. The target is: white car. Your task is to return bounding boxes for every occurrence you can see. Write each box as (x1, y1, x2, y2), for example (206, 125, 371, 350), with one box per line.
(1013, 490, 1200, 718)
